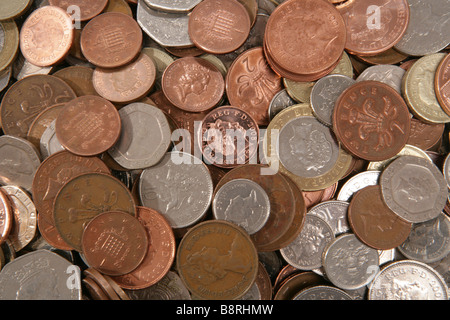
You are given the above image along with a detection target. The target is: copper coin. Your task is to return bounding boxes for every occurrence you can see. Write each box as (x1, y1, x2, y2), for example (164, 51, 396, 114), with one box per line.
(161, 57, 224, 112)
(435, 53, 450, 116)
(303, 189, 326, 209)
(273, 271, 327, 300)
(55, 95, 121, 156)
(52, 66, 98, 97)
(337, 0, 410, 56)
(80, 12, 142, 68)
(111, 206, 176, 289)
(188, 0, 251, 54)
(92, 53, 156, 104)
(19, 6, 74, 67)
(407, 118, 445, 151)
(83, 276, 110, 300)
(37, 213, 73, 251)
(49, 0, 109, 21)
(53, 172, 136, 252)
(83, 268, 120, 300)
(32, 150, 110, 226)
(333, 80, 411, 161)
(199, 105, 259, 168)
(0, 74, 77, 139)
(264, 0, 346, 78)
(82, 213, 148, 277)
(0, 189, 12, 246)
(164, 46, 205, 58)
(26, 104, 65, 150)
(348, 185, 412, 250)
(226, 47, 282, 126)
(176, 220, 258, 300)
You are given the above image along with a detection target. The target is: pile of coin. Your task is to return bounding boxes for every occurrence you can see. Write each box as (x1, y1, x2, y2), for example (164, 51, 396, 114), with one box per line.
(0, 0, 448, 301)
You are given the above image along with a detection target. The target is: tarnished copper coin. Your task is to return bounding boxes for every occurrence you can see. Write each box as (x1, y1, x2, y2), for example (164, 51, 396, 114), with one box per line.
(0, 75, 77, 139)
(37, 213, 73, 251)
(82, 211, 148, 276)
(333, 81, 411, 161)
(93, 53, 156, 104)
(435, 53, 450, 116)
(49, 0, 109, 21)
(19, 6, 74, 67)
(0, 190, 12, 246)
(407, 118, 445, 151)
(199, 105, 259, 168)
(80, 12, 142, 68)
(337, 0, 410, 56)
(176, 220, 258, 300)
(264, 0, 346, 79)
(53, 172, 136, 252)
(52, 66, 98, 97)
(161, 57, 224, 112)
(112, 206, 176, 290)
(226, 47, 282, 126)
(348, 185, 412, 250)
(55, 95, 121, 156)
(188, 0, 251, 54)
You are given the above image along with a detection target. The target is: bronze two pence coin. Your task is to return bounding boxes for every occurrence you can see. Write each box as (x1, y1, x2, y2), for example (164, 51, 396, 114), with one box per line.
(348, 185, 412, 250)
(55, 95, 121, 156)
(333, 80, 411, 161)
(82, 211, 148, 276)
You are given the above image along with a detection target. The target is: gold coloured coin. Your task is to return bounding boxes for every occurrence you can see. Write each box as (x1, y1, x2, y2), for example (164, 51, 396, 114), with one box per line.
(0, 20, 19, 73)
(0, 0, 32, 20)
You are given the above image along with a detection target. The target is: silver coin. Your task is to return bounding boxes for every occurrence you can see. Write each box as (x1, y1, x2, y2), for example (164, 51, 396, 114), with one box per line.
(356, 64, 405, 94)
(13, 53, 53, 81)
(428, 253, 450, 290)
(213, 178, 270, 235)
(394, 0, 450, 56)
(1, 185, 37, 252)
(139, 152, 213, 229)
(443, 153, 450, 189)
(240, 282, 261, 300)
(323, 234, 380, 290)
(268, 89, 296, 120)
(380, 155, 448, 223)
(280, 214, 334, 270)
(0, 135, 41, 193)
(307, 200, 350, 236)
(40, 119, 65, 159)
(278, 116, 340, 178)
(256, 0, 276, 15)
(108, 103, 172, 170)
(125, 271, 191, 300)
(368, 260, 448, 300)
(0, 249, 82, 300)
(143, 0, 202, 12)
(293, 285, 353, 300)
(336, 170, 381, 202)
(310, 74, 355, 126)
(367, 144, 433, 172)
(0, 65, 11, 93)
(137, 0, 193, 48)
(398, 213, 450, 263)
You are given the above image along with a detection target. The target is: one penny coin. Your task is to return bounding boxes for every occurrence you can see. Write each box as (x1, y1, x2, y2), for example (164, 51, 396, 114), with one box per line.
(188, 0, 251, 54)
(82, 211, 148, 276)
(80, 12, 142, 68)
(435, 53, 450, 116)
(161, 57, 224, 112)
(176, 220, 258, 300)
(55, 95, 121, 156)
(333, 80, 411, 161)
(49, 0, 109, 21)
(348, 185, 412, 250)
(226, 47, 282, 126)
(20, 6, 74, 67)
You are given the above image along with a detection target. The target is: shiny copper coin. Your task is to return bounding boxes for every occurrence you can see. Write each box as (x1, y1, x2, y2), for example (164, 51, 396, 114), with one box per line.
(337, 0, 410, 56)
(53, 172, 136, 252)
(199, 105, 259, 168)
(0, 75, 77, 139)
(19, 6, 74, 67)
(264, 0, 346, 78)
(176, 220, 258, 300)
(82, 211, 147, 276)
(226, 47, 282, 126)
(188, 0, 251, 54)
(273, 271, 327, 300)
(435, 53, 450, 116)
(83, 276, 110, 300)
(49, 0, 109, 21)
(0, 189, 12, 246)
(32, 150, 110, 226)
(348, 185, 412, 250)
(161, 57, 224, 112)
(37, 213, 73, 251)
(55, 95, 121, 156)
(407, 118, 445, 151)
(93, 53, 156, 104)
(112, 206, 176, 290)
(83, 268, 120, 300)
(333, 80, 411, 161)
(80, 12, 142, 68)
